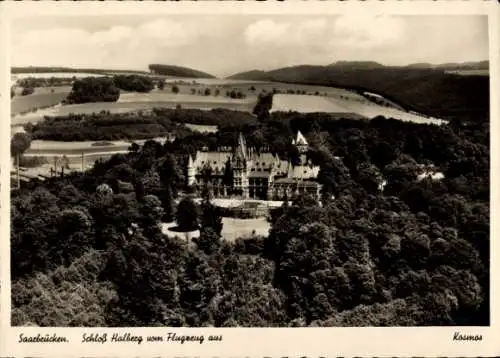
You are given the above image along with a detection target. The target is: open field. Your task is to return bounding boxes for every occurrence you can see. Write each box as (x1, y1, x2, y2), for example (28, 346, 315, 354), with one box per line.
(161, 217, 271, 241)
(271, 93, 362, 116)
(11, 78, 446, 130)
(11, 86, 72, 115)
(24, 137, 170, 156)
(12, 72, 104, 80)
(445, 69, 489, 76)
(220, 81, 365, 98)
(11, 72, 103, 87)
(118, 90, 256, 111)
(185, 123, 218, 133)
(271, 94, 446, 125)
(118, 90, 252, 104)
(164, 78, 267, 86)
(12, 97, 255, 126)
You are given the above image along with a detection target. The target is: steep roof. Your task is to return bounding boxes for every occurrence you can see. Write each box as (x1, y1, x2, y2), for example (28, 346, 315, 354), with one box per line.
(295, 130, 308, 146)
(235, 132, 248, 160)
(290, 165, 320, 180)
(193, 151, 232, 173)
(248, 152, 279, 167)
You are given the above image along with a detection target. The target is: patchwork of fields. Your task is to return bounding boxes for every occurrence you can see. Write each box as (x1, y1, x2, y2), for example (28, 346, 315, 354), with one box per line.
(11, 72, 450, 241)
(12, 73, 446, 163)
(271, 94, 446, 125)
(12, 90, 257, 126)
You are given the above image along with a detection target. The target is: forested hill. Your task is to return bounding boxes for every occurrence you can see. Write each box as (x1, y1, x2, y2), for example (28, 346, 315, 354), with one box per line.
(227, 64, 489, 120)
(11, 67, 149, 75)
(148, 64, 216, 78)
(404, 60, 489, 71)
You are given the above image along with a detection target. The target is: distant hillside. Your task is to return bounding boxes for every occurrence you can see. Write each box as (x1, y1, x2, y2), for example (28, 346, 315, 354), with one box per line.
(11, 66, 149, 75)
(328, 61, 385, 69)
(228, 70, 272, 81)
(148, 64, 216, 79)
(405, 60, 489, 71)
(227, 64, 489, 121)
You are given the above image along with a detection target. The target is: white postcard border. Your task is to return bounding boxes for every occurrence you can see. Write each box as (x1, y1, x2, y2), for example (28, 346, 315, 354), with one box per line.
(1, 1, 499, 357)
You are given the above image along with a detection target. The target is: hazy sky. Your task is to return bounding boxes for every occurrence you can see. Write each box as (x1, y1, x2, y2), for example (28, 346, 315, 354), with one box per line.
(11, 15, 489, 77)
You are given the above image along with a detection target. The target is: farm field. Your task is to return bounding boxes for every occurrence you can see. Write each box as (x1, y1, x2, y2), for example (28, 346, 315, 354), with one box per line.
(185, 123, 218, 133)
(24, 137, 170, 156)
(271, 94, 446, 125)
(161, 217, 271, 242)
(271, 93, 362, 115)
(220, 81, 364, 98)
(445, 69, 489, 76)
(164, 77, 267, 86)
(118, 90, 252, 104)
(12, 72, 104, 80)
(11, 72, 103, 87)
(12, 98, 255, 126)
(11, 86, 72, 115)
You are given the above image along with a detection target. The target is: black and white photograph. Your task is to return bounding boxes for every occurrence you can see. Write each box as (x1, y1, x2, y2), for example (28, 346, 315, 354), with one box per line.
(5, 2, 494, 339)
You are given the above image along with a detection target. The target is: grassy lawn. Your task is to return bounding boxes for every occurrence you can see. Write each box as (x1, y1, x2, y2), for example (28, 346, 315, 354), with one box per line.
(161, 217, 271, 242)
(184, 123, 218, 133)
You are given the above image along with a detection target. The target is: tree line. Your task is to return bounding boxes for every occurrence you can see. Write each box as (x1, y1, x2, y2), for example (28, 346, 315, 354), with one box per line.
(63, 75, 160, 104)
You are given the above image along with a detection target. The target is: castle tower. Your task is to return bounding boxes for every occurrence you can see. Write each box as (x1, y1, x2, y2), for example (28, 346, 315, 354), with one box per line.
(187, 154, 196, 187)
(232, 133, 249, 198)
(295, 130, 309, 153)
(295, 130, 309, 166)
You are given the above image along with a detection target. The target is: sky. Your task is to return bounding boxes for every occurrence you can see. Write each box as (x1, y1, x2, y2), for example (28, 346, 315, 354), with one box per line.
(11, 15, 489, 78)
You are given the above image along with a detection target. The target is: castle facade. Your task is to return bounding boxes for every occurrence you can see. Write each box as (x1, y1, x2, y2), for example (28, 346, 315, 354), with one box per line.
(187, 131, 321, 200)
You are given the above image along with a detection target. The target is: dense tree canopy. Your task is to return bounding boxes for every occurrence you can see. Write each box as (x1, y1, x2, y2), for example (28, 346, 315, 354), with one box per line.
(64, 77, 120, 104)
(11, 132, 32, 158)
(113, 75, 155, 93)
(11, 98, 489, 327)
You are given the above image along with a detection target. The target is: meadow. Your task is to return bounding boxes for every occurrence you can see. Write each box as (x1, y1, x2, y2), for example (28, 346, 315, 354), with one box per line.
(24, 137, 170, 156)
(161, 217, 271, 242)
(445, 69, 489, 76)
(11, 86, 72, 116)
(271, 94, 446, 125)
(184, 123, 218, 133)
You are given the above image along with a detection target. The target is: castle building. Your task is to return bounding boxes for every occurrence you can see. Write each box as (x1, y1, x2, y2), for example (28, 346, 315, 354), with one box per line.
(187, 131, 322, 200)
